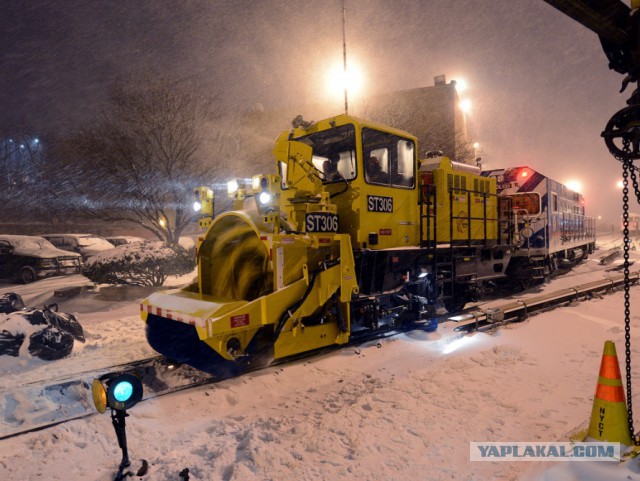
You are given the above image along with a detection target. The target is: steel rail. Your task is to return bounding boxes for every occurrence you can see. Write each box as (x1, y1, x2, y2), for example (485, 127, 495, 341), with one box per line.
(449, 272, 640, 333)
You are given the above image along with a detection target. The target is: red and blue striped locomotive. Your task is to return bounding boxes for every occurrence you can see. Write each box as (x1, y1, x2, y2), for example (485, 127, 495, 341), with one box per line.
(483, 166, 596, 286)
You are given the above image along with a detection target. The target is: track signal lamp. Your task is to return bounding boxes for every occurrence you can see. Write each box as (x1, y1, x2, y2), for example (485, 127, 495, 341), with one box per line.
(92, 372, 146, 481)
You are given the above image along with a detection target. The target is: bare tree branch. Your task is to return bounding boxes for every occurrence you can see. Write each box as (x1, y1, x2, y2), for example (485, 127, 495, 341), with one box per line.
(44, 73, 236, 243)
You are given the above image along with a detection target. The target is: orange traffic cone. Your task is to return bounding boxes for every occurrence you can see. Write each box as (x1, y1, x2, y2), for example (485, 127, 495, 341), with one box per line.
(586, 340, 632, 446)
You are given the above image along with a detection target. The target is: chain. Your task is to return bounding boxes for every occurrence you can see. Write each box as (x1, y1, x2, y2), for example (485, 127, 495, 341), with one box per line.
(621, 158, 637, 444)
(627, 161, 640, 446)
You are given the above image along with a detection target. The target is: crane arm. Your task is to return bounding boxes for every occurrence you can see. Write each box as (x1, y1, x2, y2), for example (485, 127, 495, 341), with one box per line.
(543, 0, 637, 76)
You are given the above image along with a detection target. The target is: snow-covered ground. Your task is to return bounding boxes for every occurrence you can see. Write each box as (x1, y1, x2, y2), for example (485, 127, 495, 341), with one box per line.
(2, 234, 640, 480)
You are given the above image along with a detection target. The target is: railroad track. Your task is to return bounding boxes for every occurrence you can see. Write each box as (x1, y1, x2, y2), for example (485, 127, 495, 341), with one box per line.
(0, 355, 215, 440)
(2, 270, 638, 440)
(449, 271, 639, 333)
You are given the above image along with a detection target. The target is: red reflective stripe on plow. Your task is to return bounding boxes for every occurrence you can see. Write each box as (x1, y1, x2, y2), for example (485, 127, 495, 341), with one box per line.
(144, 306, 201, 327)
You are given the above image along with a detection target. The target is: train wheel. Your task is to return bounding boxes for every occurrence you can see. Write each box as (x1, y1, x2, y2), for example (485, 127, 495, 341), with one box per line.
(444, 296, 466, 314)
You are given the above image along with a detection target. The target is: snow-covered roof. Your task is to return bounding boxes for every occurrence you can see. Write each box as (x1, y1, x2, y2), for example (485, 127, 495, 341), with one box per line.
(0, 235, 81, 258)
(0, 234, 48, 242)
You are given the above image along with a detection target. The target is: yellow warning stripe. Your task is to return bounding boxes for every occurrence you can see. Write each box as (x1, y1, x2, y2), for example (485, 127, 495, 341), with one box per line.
(598, 376, 623, 387)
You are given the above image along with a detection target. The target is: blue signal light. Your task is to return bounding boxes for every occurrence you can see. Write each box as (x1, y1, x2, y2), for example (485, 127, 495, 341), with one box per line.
(113, 381, 134, 402)
(96, 372, 144, 412)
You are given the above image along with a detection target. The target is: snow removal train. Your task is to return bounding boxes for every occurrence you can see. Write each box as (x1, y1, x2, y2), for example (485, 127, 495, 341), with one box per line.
(141, 114, 596, 377)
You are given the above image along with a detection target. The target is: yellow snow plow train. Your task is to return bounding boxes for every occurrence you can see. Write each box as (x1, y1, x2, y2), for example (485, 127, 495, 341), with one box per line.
(141, 114, 595, 377)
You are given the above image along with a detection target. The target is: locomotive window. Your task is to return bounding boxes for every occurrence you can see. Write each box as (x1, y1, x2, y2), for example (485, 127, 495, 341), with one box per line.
(295, 123, 357, 183)
(313, 150, 357, 183)
(278, 161, 288, 189)
(362, 128, 415, 188)
(509, 192, 541, 215)
(552, 192, 558, 212)
(396, 139, 414, 187)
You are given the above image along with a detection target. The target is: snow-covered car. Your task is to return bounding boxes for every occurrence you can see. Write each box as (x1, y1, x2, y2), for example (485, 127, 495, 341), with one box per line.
(0, 235, 82, 283)
(41, 233, 115, 260)
(105, 236, 145, 247)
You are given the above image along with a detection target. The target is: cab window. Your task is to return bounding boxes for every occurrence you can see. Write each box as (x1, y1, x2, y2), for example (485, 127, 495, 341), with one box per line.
(297, 123, 357, 184)
(362, 128, 415, 188)
(509, 192, 541, 215)
(313, 150, 357, 183)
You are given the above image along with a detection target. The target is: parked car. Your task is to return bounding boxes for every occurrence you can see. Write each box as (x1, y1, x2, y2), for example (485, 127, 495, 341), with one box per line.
(0, 235, 82, 283)
(41, 234, 115, 260)
(105, 236, 145, 247)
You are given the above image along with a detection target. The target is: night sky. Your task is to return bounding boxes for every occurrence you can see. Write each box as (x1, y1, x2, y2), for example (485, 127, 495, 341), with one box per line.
(0, 0, 630, 225)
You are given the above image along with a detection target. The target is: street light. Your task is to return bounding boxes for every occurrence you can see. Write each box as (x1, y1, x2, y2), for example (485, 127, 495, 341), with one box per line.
(454, 78, 468, 93)
(324, 60, 365, 106)
(565, 179, 583, 193)
(459, 99, 472, 114)
(617, 180, 624, 189)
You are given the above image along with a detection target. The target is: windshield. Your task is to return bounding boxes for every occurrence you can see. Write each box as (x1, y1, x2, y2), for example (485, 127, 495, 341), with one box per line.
(8, 237, 57, 251)
(509, 192, 541, 215)
(77, 236, 114, 248)
(296, 123, 357, 183)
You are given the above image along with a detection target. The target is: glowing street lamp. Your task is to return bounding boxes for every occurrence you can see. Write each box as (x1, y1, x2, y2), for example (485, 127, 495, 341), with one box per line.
(617, 180, 625, 189)
(454, 78, 468, 93)
(459, 99, 472, 114)
(324, 60, 364, 106)
(565, 179, 583, 193)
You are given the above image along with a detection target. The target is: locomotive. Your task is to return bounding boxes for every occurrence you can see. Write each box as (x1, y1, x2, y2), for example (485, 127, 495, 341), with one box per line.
(141, 114, 596, 376)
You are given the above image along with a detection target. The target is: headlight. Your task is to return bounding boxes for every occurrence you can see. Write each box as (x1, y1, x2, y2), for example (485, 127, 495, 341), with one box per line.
(227, 179, 239, 195)
(193, 200, 202, 212)
(258, 191, 271, 205)
(39, 258, 57, 267)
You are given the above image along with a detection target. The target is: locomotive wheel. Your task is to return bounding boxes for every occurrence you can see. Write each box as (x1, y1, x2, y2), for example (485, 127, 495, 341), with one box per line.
(443, 295, 466, 314)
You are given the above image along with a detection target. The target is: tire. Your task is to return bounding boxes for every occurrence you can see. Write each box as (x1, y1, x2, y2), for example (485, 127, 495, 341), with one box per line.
(19, 267, 37, 284)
